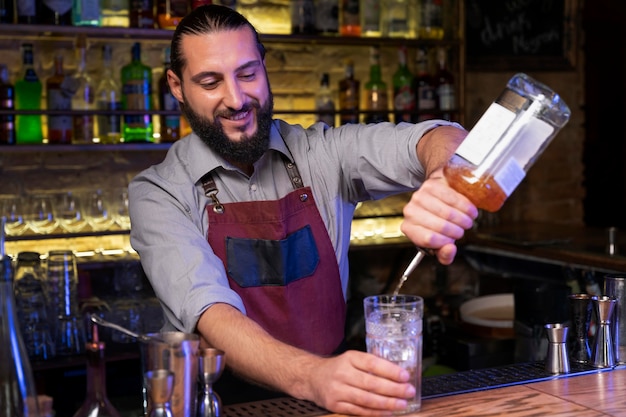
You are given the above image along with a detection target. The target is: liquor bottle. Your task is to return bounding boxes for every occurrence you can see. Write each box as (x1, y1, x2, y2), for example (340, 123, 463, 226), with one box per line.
(392, 46, 416, 124)
(315, 72, 335, 127)
(158, 46, 180, 143)
(192, 0, 212, 8)
(0, 0, 15, 23)
(96, 44, 122, 144)
(382, 0, 409, 37)
(101, 0, 129, 27)
(157, 0, 190, 29)
(339, 0, 360, 36)
(414, 47, 436, 122)
(338, 60, 359, 124)
(363, 46, 388, 124)
(0, 64, 15, 145)
(0, 249, 41, 417)
(16, 0, 37, 24)
(72, 36, 96, 144)
(46, 54, 73, 144)
(72, 0, 101, 26)
(291, 0, 316, 34)
(121, 42, 153, 143)
(15, 43, 43, 144)
(129, 0, 155, 28)
(314, 0, 338, 35)
(38, 0, 72, 25)
(71, 335, 122, 417)
(443, 73, 570, 212)
(359, 0, 380, 37)
(434, 46, 455, 119)
(418, 0, 444, 40)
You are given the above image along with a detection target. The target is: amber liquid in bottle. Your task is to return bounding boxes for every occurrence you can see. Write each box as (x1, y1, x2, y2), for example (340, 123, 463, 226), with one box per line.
(157, 0, 189, 29)
(443, 164, 508, 213)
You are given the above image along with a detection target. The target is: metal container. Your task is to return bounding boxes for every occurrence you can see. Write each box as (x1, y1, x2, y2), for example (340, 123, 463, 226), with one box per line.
(604, 275, 626, 364)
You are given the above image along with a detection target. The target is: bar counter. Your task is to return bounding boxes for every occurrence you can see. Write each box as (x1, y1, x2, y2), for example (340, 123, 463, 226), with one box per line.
(223, 368, 626, 417)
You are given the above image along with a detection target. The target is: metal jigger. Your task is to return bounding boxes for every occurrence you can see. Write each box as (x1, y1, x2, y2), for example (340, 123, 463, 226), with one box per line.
(197, 348, 226, 417)
(145, 369, 175, 417)
(544, 323, 570, 374)
(591, 295, 617, 368)
(568, 293, 592, 363)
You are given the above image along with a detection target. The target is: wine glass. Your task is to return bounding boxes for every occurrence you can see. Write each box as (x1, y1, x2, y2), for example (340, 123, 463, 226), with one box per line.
(56, 191, 87, 233)
(84, 189, 115, 232)
(26, 194, 59, 234)
(112, 187, 131, 230)
(0, 195, 29, 236)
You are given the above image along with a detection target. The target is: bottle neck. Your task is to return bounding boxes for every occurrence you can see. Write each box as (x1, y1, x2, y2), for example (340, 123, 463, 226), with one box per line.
(84, 342, 109, 400)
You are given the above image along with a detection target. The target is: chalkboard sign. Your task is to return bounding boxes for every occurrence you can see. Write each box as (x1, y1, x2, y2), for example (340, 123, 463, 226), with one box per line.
(465, 0, 578, 71)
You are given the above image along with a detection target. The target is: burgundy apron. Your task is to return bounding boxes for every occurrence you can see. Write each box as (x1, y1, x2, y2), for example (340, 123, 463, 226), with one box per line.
(202, 156, 346, 355)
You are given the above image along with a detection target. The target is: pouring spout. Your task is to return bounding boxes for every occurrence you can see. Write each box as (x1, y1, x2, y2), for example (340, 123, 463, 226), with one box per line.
(89, 313, 167, 344)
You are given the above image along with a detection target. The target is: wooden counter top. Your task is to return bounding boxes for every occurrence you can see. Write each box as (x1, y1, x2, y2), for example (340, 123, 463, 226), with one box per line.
(326, 367, 626, 416)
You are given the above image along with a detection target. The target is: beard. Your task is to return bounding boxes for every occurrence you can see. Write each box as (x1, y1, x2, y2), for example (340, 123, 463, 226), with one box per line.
(181, 92, 274, 166)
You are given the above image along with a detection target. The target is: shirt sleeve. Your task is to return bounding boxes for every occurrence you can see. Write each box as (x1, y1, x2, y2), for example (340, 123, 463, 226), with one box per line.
(129, 163, 246, 334)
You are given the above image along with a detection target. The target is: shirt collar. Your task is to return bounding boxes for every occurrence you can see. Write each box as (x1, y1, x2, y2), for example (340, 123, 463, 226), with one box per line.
(187, 120, 292, 184)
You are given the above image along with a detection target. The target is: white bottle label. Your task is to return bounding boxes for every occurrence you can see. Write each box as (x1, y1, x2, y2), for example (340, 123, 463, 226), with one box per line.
(493, 157, 525, 197)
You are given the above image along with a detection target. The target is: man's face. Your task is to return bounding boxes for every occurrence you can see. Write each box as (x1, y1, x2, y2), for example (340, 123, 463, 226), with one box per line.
(168, 27, 273, 165)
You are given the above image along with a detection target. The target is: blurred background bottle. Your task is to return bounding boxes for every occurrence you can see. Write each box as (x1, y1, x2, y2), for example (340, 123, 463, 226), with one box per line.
(315, 0, 338, 35)
(315, 72, 335, 127)
(17, 0, 37, 24)
(157, 0, 189, 29)
(129, 0, 155, 28)
(338, 60, 359, 124)
(72, 0, 101, 26)
(96, 44, 122, 144)
(359, 0, 381, 37)
(414, 46, 436, 121)
(158, 46, 180, 143)
(121, 42, 153, 142)
(392, 45, 415, 124)
(382, 0, 409, 37)
(101, 0, 129, 27)
(38, 0, 72, 25)
(46, 54, 73, 144)
(0, 0, 15, 23)
(418, 0, 444, 40)
(72, 36, 96, 144)
(192, 0, 212, 9)
(364, 46, 388, 123)
(434, 46, 455, 120)
(291, 0, 316, 34)
(0, 64, 15, 145)
(15, 43, 43, 144)
(339, 0, 360, 36)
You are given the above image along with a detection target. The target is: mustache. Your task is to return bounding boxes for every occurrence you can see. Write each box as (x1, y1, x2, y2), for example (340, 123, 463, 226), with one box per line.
(215, 101, 260, 119)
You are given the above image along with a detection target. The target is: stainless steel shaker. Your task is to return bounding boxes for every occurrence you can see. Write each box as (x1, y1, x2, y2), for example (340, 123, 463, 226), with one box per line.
(604, 274, 626, 364)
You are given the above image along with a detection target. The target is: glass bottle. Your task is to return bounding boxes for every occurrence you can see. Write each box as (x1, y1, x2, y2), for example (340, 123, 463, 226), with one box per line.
(339, 0, 360, 36)
(392, 45, 415, 124)
(96, 44, 122, 144)
(434, 46, 455, 119)
(121, 42, 153, 143)
(129, 0, 155, 28)
(291, 0, 316, 35)
(46, 54, 73, 145)
(192, 0, 212, 8)
(71, 338, 122, 417)
(338, 60, 359, 125)
(15, 43, 43, 144)
(17, 0, 37, 24)
(418, 0, 444, 40)
(414, 47, 436, 122)
(382, 0, 409, 38)
(314, 0, 338, 35)
(315, 72, 335, 127)
(363, 46, 388, 124)
(0, 64, 16, 145)
(443, 73, 571, 212)
(101, 0, 129, 27)
(359, 0, 381, 37)
(158, 46, 180, 143)
(0, 0, 15, 23)
(72, 0, 101, 26)
(38, 0, 73, 25)
(157, 0, 190, 29)
(0, 252, 41, 417)
(71, 36, 96, 144)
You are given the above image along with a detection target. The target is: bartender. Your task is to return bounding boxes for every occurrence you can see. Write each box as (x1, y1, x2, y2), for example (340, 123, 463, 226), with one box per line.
(129, 5, 477, 416)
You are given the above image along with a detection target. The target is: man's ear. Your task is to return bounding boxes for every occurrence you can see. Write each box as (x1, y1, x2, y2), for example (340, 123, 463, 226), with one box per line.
(167, 69, 183, 103)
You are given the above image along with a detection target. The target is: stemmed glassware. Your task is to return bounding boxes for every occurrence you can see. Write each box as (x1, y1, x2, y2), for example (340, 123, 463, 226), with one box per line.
(0, 196, 29, 236)
(56, 191, 87, 233)
(85, 189, 115, 232)
(27, 194, 59, 234)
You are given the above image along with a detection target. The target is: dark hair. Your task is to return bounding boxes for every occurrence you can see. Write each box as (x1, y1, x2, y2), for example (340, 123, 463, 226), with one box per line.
(170, 5, 266, 79)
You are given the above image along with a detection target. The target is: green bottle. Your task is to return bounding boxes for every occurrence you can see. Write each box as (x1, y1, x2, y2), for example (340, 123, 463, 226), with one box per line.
(364, 46, 389, 124)
(392, 45, 416, 124)
(15, 43, 43, 144)
(121, 42, 153, 143)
